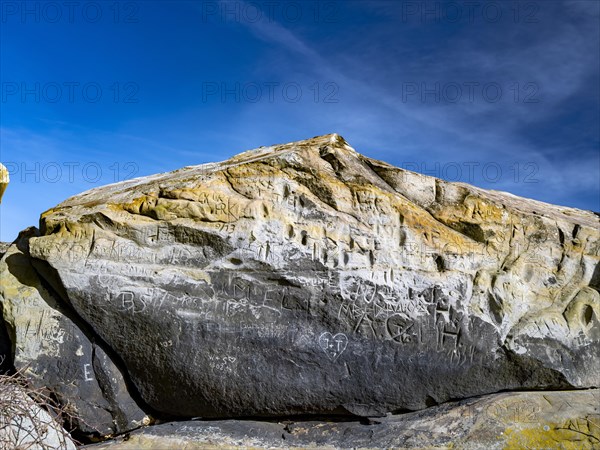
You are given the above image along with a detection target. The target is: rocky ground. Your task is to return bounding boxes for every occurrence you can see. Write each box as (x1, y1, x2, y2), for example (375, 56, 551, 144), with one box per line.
(1, 134, 598, 448)
(81, 390, 599, 449)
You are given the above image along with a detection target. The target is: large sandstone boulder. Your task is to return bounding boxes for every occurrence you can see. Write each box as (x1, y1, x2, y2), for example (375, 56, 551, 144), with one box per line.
(0, 228, 148, 436)
(25, 134, 599, 418)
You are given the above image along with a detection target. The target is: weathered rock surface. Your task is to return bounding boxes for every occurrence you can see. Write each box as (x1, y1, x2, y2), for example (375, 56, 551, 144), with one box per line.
(21, 133, 600, 418)
(0, 228, 148, 437)
(83, 389, 600, 449)
(0, 242, 10, 260)
(0, 162, 8, 203)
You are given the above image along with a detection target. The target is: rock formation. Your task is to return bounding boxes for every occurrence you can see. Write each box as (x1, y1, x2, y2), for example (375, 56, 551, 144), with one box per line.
(0, 228, 147, 437)
(0, 162, 8, 203)
(0, 134, 598, 445)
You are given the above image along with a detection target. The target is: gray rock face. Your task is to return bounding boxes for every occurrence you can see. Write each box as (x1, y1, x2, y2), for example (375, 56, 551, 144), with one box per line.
(22, 134, 600, 418)
(0, 228, 148, 436)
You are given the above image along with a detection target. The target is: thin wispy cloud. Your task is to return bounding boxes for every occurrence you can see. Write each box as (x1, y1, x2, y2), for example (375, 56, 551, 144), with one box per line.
(221, 0, 597, 208)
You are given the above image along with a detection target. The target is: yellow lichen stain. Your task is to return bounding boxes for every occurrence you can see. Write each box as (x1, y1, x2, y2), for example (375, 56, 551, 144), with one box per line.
(40, 207, 58, 219)
(120, 195, 148, 215)
(464, 195, 505, 222)
(503, 418, 600, 449)
(396, 201, 482, 257)
(121, 194, 158, 216)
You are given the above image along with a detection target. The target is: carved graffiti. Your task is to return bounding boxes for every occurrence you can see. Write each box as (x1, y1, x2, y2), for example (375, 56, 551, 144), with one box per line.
(207, 355, 237, 373)
(83, 363, 94, 382)
(336, 277, 478, 365)
(318, 332, 348, 361)
(387, 315, 416, 343)
(115, 291, 147, 315)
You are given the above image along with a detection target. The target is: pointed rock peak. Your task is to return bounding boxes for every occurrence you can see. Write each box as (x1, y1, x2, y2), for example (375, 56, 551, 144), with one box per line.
(292, 133, 357, 155)
(229, 133, 354, 162)
(206, 134, 361, 181)
(278, 133, 349, 148)
(305, 133, 351, 148)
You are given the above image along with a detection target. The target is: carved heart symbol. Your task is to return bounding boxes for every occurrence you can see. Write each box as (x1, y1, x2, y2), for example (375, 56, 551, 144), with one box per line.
(318, 332, 348, 361)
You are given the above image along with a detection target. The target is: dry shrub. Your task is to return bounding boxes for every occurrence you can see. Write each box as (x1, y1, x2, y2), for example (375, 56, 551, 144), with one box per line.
(0, 371, 79, 449)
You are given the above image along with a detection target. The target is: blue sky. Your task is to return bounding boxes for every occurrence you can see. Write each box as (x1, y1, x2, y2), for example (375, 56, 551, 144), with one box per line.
(1, 0, 599, 242)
